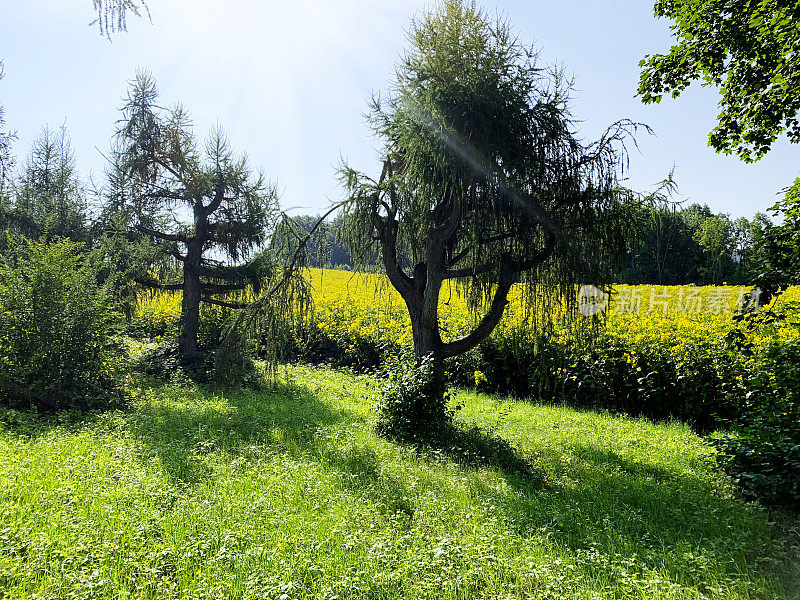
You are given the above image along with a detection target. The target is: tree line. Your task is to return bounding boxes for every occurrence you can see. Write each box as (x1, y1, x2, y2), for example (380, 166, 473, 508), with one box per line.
(283, 202, 774, 287)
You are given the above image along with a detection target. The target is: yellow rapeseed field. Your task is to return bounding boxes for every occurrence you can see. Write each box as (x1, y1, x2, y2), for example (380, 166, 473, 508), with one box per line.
(134, 269, 800, 354)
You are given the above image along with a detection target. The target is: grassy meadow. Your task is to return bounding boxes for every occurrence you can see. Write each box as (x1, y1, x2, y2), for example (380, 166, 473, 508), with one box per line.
(1, 364, 798, 599)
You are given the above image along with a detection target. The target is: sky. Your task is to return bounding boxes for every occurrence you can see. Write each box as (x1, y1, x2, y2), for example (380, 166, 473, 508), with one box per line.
(0, 0, 797, 220)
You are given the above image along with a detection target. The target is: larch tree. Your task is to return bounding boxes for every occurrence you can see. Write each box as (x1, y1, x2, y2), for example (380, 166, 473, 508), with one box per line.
(339, 0, 638, 394)
(11, 125, 88, 243)
(108, 71, 281, 358)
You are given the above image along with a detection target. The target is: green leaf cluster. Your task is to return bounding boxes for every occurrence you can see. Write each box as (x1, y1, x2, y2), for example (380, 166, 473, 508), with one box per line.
(639, 0, 800, 161)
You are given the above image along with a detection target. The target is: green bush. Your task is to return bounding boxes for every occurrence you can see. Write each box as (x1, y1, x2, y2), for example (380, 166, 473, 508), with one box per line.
(553, 335, 745, 430)
(289, 320, 385, 371)
(445, 329, 745, 431)
(0, 237, 123, 410)
(375, 354, 455, 441)
(136, 334, 263, 389)
(714, 339, 800, 508)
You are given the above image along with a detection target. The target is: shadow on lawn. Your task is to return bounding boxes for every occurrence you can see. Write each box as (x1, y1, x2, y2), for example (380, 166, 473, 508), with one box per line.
(126, 378, 355, 485)
(404, 423, 546, 489)
(468, 439, 788, 588)
(127, 376, 424, 519)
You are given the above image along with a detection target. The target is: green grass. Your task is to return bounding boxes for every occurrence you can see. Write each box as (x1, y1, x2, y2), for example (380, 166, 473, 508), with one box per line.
(0, 366, 797, 599)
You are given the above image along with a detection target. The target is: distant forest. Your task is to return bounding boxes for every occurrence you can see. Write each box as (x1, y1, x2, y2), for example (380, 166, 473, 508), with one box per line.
(287, 204, 772, 286)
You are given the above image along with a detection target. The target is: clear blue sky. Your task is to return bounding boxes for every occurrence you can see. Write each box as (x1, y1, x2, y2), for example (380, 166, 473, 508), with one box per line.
(1, 0, 797, 219)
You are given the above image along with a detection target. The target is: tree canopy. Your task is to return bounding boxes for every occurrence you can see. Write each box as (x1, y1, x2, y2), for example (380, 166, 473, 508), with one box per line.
(638, 0, 800, 162)
(340, 0, 638, 387)
(762, 177, 800, 288)
(10, 126, 88, 243)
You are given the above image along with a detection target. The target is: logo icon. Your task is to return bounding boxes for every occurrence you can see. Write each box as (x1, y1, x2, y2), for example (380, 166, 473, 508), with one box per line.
(578, 285, 608, 317)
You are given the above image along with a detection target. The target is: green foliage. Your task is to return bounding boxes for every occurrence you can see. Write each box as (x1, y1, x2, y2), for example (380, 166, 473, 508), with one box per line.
(272, 213, 357, 270)
(715, 338, 800, 508)
(210, 324, 264, 388)
(10, 125, 89, 243)
(639, 0, 800, 161)
(557, 335, 744, 430)
(340, 0, 639, 379)
(621, 200, 763, 286)
(695, 215, 735, 285)
(278, 308, 746, 430)
(136, 335, 263, 389)
(375, 354, 454, 441)
(108, 70, 284, 356)
(0, 237, 123, 410)
(761, 178, 800, 290)
(290, 321, 385, 372)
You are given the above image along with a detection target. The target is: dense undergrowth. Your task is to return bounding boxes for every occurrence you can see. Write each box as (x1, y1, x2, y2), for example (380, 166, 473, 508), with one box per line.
(0, 237, 125, 411)
(0, 365, 798, 599)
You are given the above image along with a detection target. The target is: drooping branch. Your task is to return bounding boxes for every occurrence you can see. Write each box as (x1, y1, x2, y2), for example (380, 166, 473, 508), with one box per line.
(132, 275, 183, 291)
(201, 296, 249, 309)
(508, 228, 557, 272)
(135, 224, 189, 243)
(443, 260, 495, 280)
(91, 0, 150, 38)
(199, 282, 249, 294)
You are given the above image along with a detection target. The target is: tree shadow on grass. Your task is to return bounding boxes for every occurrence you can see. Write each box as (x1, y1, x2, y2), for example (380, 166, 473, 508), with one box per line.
(406, 422, 547, 490)
(371, 410, 796, 592)
(125, 378, 357, 485)
(126, 377, 421, 520)
(468, 439, 794, 592)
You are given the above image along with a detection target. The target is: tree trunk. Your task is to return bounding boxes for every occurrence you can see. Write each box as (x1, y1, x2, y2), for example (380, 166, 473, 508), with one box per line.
(179, 248, 202, 357)
(406, 270, 447, 392)
(410, 306, 445, 377)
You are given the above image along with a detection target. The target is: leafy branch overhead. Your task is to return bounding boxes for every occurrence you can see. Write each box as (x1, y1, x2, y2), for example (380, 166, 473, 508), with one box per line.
(638, 0, 800, 161)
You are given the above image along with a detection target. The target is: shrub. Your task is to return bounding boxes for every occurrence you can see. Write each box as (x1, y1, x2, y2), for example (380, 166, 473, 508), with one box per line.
(0, 237, 123, 410)
(714, 339, 800, 508)
(554, 334, 746, 430)
(375, 354, 455, 441)
(136, 326, 263, 389)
